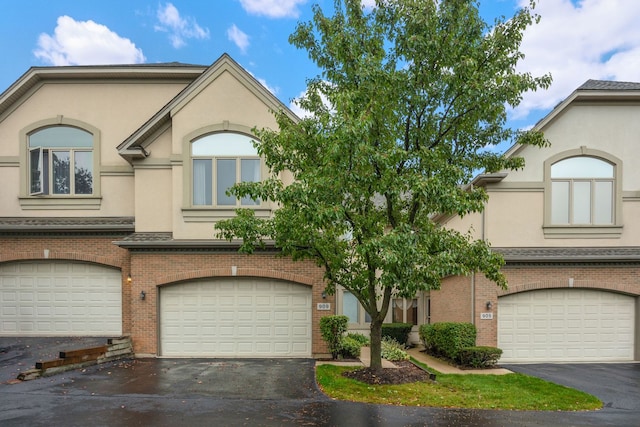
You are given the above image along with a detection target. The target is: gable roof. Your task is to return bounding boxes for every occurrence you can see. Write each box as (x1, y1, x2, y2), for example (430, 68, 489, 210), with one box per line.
(503, 78, 640, 159)
(577, 79, 640, 91)
(0, 62, 207, 123)
(117, 53, 299, 160)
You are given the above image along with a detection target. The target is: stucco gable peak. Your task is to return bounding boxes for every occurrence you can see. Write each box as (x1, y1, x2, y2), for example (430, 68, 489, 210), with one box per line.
(117, 53, 298, 160)
(503, 78, 640, 159)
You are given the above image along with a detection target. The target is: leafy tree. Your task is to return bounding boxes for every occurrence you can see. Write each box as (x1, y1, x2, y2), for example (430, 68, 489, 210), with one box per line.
(216, 0, 551, 370)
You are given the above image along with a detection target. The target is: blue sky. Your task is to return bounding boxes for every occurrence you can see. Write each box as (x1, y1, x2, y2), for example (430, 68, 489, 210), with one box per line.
(2, 0, 640, 141)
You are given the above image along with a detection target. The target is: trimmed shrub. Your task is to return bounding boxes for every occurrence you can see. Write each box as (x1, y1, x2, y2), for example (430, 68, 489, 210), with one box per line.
(320, 315, 349, 359)
(381, 337, 409, 361)
(345, 332, 370, 346)
(340, 336, 362, 359)
(421, 322, 477, 361)
(419, 323, 435, 352)
(457, 346, 503, 368)
(381, 323, 413, 345)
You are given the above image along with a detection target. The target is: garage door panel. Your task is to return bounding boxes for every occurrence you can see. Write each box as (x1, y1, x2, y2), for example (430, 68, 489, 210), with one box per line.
(160, 278, 311, 357)
(0, 261, 122, 336)
(499, 289, 635, 362)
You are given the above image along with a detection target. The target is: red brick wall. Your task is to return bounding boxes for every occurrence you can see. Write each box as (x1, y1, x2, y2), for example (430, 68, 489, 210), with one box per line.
(0, 235, 132, 333)
(474, 265, 640, 347)
(427, 265, 640, 349)
(128, 251, 329, 356)
(0, 237, 332, 357)
(430, 275, 473, 324)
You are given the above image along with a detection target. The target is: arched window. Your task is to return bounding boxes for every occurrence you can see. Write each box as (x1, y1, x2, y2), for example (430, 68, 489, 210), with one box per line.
(550, 156, 614, 225)
(191, 133, 261, 206)
(29, 126, 93, 196)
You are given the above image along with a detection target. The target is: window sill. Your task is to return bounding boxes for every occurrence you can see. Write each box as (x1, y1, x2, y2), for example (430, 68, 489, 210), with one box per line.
(19, 196, 102, 210)
(182, 206, 272, 222)
(543, 225, 623, 239)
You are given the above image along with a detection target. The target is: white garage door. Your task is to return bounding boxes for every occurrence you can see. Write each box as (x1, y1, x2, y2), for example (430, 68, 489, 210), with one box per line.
(498, 289, 635, 362)
(0, 261, 122, 336)
(160, 278, 312, 357)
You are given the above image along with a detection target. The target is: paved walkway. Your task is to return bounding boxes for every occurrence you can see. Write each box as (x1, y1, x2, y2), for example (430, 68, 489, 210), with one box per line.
(317, 345, 512, 375)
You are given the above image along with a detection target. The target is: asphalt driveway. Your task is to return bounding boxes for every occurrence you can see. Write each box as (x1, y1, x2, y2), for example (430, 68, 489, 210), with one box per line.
(1, 338, 640, 426)
(503, 363, 640, 412)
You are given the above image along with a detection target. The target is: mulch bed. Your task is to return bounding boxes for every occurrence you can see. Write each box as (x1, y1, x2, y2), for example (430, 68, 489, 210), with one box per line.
(343, 360, 432, 385)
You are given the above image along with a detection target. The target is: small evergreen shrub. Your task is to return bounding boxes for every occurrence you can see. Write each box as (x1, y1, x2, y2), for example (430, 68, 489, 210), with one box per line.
(381, 323, 413, 345)
(319, 315, 349, 359)
(345, 332, 370, 346)
(381, 337, 409, 361)
(340, 336, 362, 359)
(457, 346, 503, 368)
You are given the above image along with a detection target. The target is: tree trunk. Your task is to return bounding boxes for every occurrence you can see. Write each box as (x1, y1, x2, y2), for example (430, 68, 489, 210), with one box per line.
(369, 317, 383, 371)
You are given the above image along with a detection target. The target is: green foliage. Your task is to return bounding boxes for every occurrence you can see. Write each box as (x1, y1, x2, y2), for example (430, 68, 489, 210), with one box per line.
(381, 337, 409, 361)
(345, 332, 370, 346)
(381, 323, 412, 345)
(457, 346, 503, 368)
(320, 315, 349, 359)
(216, 0, 551, 370)
(419, 323, 435, 352)
(340, 336, 362, 359)
(422, 322, 477, 361)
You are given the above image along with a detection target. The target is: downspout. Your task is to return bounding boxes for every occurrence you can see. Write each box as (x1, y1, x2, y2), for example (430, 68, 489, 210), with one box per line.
(472, 200, 487, 325)
(471, 272, 475, 324)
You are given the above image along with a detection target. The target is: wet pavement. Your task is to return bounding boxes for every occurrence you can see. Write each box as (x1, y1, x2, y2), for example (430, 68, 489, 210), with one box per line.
(1, 338, 640, 426)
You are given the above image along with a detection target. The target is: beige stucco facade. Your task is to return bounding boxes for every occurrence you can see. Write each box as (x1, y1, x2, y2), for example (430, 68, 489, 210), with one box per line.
(0, 55, 331, 358)
(431, 82, 640, 362)
(1, 56, 638, 362)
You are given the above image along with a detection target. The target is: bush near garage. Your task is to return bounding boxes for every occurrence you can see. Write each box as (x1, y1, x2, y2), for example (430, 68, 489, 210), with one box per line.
(320, 315, 349, 359)
(419, 322, 476, 361)
(456, 346, 503, 368)
(381, 323, 413, 345)
(420, 322, 503, 368)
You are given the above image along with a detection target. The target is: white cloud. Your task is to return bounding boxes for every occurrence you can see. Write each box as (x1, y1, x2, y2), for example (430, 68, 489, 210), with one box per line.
(238, 0, 307, 18)
(289, 90, 310, 118)
(289, 86, 333, 119)
(513, 0, 640, 119)
(248, 71, 278, 95)
(360, 0, 377, 9)
(33, 16, 145, 66)
(227, 24, 250, 53)
(155, 3, 209, 48)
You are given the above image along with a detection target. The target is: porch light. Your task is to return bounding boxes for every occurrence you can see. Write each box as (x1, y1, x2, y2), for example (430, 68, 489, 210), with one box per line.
(140, 290, 146, 300)
(127, 274, 132, 284)
(486, 301, 493, 310)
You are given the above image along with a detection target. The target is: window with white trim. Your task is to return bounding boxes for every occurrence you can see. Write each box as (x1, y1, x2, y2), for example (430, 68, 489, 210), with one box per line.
(28, 126, 93, 196)
(550, 156, 614, 225)
(191, 133, 261, 207)
(342, 291, 371, 325)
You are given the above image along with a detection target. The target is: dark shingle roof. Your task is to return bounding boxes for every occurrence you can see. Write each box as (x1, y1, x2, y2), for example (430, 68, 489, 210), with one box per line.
(0, 217, 134, 231)
(495, 247, 640, 263)
(113, 232, 276, 251)
(578, 79, 640, 91)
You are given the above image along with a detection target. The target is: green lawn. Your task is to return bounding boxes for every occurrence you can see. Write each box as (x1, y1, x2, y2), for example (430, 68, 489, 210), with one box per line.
(316, 359, 602, 411)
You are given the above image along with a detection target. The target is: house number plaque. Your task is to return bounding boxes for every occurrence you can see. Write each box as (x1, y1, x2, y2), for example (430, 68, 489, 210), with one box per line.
(480, 312, 494, 320)
(317, 303, 331, 311)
